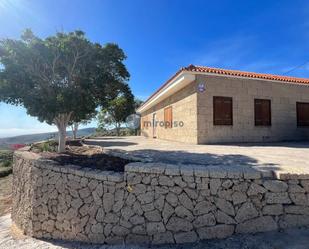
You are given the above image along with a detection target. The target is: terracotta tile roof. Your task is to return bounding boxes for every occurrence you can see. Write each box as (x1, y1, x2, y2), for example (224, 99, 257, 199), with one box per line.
(139, 65, 309, 112)
(184, 65, 309, 85)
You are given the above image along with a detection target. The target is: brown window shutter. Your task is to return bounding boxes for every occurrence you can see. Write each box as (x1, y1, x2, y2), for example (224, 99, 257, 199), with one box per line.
(255, 99, 271, 126)
(213, 97, 233, 125)
(297, 102, 309, 126)
(164, 107, 173, 128)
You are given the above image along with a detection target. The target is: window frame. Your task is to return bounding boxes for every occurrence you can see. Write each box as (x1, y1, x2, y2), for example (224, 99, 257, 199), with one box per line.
(164, 106, 173, 129)
(213, 96, 233, 126)
(296, 102, 309, 127)
(254, 99, 272, 126)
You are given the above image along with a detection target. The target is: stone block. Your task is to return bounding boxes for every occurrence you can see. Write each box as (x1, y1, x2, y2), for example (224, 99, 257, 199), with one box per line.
(279, 214, 309, 229)
(146, 222, 166, 235)
(262, 204, 283, 216)
(174, 231, 198, 244)
(236, 216, 277, 234)
(197, 224, 234, 239)
(192, 213, 216, 228)
(153, 231, 174, 244)
(166, 217, 193, 232)
(265, 192, 291, 204)
(235, 202, 259, 223)
(263, 180, 288, 192)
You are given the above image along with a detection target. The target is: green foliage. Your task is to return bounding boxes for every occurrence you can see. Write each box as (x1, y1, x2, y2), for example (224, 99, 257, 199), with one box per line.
(0, 150, 13, 168)
(0, 29, 131, 152)
(0, 29, 130, 123)
(97, 86, 135, 135)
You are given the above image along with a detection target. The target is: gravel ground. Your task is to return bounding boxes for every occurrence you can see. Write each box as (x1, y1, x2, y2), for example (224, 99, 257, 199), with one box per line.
(1, 214, 309, 249)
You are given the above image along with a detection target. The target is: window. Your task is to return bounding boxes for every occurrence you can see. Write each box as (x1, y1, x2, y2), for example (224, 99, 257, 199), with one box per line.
(297, 102, 309, 126)
(164, 106, 173, 128)
(255, 99, 271, 126)
(213, 97, 233, 125)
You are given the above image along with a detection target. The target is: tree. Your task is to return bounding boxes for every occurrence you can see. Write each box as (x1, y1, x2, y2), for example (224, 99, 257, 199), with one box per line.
(97, 86, 135, 136)
(0, 30, 129, 152)
(69, 112, 97, 140)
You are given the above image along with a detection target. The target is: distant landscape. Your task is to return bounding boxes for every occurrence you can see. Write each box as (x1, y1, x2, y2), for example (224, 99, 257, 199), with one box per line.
(0, 128, 96, 150)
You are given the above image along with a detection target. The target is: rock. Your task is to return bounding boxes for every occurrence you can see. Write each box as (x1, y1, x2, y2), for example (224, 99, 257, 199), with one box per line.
(137, 191, 154, 204)
(193, 213, 216, 228)
(279, 214, 309, 229)
(216, 198, 235, 216)
(130, 215, 145, 225)
(247, 183, 267, 196)
(235, 202, 258, 223)
(262, 204, 283, 216)
(154, 196, 165, 211)
(153, 231, 174, 244)
(300, 180, 309, 192)
(222, 180, 233, 189)
(96, 208, 105, 222)
(174, 176, 187, 188)
(132, 184, 147, 194)
(126, 193, 136, 206)
(132, 225, 147, 235)
(91, 223, 103, 234)
(112, 225, 130, 236)
(127, 174, 142, 185)
(166, 192, 178, 207)
(184, 188, 198, 200)
(233, 182, 249, 192)
(105, 236, 123, 245)
(289, 193, 308, 205)
(159, 176, 174, 186)
(197, 224, 234, 239)
(174, 231, 198, 244)
(236, 216, 277, 233)
(103, 193, 114, 212)
(216, 210, 236, 224)
(78, 187, 90, 199)
(179, 193, 194, 210)
(175, 206, 194, 221)
(146, 222, 166, 235)
(193, 201, 215, 215)
(265, 192, 291, 204)
(126, 234, 150, 245)
(162, 202, 174, 223)
(284, 205, 309, 215)
(141, 203, 155, 212)
(133, 201, 143, 215)
(232, 191, 247, 205)
(104, 213, 119, 224)
(166, 217, 193, 232)
(263, 180, 288, 192)
(210, 179, 221, 195)
(121, 206, 135, 221)
(288, 184, 305, 193)
(145, 210, 161, 222)
(71, 198, 83, 209)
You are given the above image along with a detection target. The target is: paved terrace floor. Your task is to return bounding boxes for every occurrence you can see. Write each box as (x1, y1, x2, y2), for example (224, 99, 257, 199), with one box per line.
(85, 136, 309, 178)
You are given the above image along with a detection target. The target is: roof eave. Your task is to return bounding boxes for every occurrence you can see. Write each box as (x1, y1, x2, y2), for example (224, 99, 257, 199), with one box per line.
(137, 72, 195, 113)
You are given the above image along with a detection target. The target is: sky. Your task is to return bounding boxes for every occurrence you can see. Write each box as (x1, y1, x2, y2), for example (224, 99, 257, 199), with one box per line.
(0, 0, 309, 137)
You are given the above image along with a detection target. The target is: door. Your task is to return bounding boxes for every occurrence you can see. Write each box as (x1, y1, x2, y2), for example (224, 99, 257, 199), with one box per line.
(152, 113, 157, 138)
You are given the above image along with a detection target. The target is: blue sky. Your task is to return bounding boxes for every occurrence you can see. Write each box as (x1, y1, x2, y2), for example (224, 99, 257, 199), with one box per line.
(1, 0, 309, 137)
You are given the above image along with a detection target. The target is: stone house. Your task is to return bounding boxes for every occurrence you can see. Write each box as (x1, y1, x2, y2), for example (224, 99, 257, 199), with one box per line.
(137, 65, 309, 143)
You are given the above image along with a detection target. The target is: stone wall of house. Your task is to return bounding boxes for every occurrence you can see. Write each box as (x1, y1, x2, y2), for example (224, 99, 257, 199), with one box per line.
(197, 74, 309, 143)
(13, 151, 309, 245)
(140, 82, 198, 144)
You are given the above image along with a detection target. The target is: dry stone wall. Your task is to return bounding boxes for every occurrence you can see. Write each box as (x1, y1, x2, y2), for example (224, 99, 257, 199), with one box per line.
(12, 151, 309, 245)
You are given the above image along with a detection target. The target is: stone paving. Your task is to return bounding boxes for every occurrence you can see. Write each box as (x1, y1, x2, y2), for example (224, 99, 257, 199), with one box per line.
(85, 136, 309, 178)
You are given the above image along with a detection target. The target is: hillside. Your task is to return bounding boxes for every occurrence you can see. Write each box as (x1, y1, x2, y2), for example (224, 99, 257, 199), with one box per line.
(0, 128, 96, 149)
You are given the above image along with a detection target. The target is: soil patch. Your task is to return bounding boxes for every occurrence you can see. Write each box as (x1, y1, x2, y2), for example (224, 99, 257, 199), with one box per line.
(41, 146, 134, 172)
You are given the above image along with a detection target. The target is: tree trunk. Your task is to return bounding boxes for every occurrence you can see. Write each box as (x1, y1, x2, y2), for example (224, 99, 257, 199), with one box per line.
(71, 122, 79, 139)
(54, 113, 72, 153)
(116, 123, 120, 136)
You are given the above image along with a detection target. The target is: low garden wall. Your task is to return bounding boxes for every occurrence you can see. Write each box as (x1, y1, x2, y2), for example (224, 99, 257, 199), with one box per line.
(12, 150, 309, 245)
